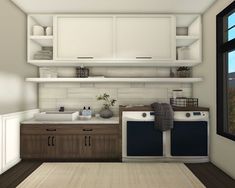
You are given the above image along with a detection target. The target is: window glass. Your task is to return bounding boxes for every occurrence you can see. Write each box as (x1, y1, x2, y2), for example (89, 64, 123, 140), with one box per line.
(228, 50, 235, 135)
(228, 12, 235, 41)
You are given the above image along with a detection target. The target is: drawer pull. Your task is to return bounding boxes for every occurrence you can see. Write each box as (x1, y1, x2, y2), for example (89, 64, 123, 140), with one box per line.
(77, 57, 94, 59)
(46, 129, 56, 132)
(85, 136, 87, 146)
(52, 136, 55, 146)
(88, 136, 91, 146)
(83, 129, 93, 132)
(136, 56, 153, 59)
(48, 136, 51, 146)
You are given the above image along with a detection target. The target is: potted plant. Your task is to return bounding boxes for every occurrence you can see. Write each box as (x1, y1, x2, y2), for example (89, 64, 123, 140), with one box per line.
(97, 93, 116, 118)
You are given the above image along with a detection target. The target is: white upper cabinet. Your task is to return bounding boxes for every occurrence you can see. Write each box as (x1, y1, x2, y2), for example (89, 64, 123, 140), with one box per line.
(55, 16, 113, 60)
(27, 14, 202, 67)
(115, 16, 175, 60)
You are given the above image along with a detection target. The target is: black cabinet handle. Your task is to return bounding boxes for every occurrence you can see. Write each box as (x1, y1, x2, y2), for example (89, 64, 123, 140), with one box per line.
(48, 136, 51, 146)
(46, 129, 57, 132)
(88, 136, 91, 146)
(52, 136, 55, 146)
(83, 129, 93, 132)
(85, 136, 87, 146)
(150, 112, 155, 116)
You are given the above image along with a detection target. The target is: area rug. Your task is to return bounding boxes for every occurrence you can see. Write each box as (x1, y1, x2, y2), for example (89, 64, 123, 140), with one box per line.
(17, 163, 205, 188)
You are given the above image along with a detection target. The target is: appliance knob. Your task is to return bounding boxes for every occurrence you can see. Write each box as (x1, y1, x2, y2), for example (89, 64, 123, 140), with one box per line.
(142, 113, 147, 117)
(186, 113, 191, 117)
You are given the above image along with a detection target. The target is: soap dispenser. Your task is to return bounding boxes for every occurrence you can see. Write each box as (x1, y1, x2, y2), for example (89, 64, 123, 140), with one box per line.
(87, 107, 92, 116)
(82, 106, 86, 116)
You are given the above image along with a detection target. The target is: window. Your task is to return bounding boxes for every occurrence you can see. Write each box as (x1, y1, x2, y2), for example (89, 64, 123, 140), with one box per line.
(217, 1, 235, 141)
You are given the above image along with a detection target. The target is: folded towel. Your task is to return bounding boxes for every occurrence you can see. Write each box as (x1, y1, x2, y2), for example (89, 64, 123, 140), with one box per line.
(151, 102, 174, 131)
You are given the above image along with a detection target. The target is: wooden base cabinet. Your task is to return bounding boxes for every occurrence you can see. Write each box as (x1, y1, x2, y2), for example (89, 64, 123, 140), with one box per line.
(20, 124, 120, 161)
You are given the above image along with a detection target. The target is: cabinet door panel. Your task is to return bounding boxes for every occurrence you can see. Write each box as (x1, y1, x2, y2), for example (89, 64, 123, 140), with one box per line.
(56, 135, 82, 158)
(20, 135, 42, 159)
(56, 17, 113, 60)
(116, 17, 174, 60)
(41, 135, 56, 159)
(90, 135, 119, 159)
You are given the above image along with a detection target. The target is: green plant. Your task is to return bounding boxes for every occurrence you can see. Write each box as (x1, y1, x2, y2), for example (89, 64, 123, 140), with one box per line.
(97, 93, 116, 109)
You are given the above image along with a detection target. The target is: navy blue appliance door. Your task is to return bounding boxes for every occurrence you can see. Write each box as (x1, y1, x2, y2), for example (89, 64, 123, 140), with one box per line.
(171, 121, 208, 156)
(127, 121, 163, 156)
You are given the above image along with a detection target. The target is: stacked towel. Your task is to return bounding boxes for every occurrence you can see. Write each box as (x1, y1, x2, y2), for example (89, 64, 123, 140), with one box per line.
(151, 102, 174, 131)
(34, 47, 53, 60)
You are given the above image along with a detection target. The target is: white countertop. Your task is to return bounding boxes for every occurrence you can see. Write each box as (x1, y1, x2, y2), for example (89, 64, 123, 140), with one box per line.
(21, 116, 119, 125)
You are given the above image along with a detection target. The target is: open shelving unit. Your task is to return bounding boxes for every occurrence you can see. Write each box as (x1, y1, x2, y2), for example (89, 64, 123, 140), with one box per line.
(175, 14, 202, 63)
(27, 15, 54, 62)
(25, 77, 203, 83)
(26, 14, 203, 84)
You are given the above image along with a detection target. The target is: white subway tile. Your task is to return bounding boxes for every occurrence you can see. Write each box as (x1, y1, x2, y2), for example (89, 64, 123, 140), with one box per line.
(118, 88, 167, 99)
(94, 83, 130, 88)
(80, 83, 94, 88)
(39, 88, 67, 99)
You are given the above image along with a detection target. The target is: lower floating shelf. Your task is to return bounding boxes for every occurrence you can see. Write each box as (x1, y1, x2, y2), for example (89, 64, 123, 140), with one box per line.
(25, 77, 203, 83)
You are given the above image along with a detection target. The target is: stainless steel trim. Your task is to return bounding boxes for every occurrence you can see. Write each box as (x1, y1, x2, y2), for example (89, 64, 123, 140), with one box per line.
(77, 56, 94, 59)
(136, 56, 153, 59)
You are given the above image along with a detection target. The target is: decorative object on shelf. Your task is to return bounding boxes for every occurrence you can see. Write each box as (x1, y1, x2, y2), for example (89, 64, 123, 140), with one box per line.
(170, 97, 198, 107)
(76, 66, 89, 78)
(39, 67, 57, 78)
(45, 26, 53, 36)
(34, 46, 53, 60)
(172, 89, 183, 99)
(176, 67, 191, 78)
(97, 93, 116, 119)
(32, 25, 44, 36)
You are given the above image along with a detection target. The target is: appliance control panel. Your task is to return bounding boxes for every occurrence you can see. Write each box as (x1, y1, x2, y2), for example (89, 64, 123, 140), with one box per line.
(174, 111, 209, 121)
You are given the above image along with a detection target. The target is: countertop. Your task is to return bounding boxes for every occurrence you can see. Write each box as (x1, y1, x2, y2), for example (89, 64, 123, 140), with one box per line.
(21, 116, 119, 125)
(119, 105, 209, 112)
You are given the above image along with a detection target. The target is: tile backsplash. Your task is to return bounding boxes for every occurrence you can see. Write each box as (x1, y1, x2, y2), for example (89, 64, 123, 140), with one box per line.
(39, 67, 192, 115)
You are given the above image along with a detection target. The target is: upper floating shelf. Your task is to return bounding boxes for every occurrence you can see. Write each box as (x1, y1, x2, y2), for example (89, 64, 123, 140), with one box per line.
(26, 77, 203, 83)
(28, 60, 201, 67)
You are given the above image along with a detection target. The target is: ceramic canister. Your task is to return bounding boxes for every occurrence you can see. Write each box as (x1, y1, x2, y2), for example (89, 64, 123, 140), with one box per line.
(45, 27, 53, 36)
(33, 25, 44, 36)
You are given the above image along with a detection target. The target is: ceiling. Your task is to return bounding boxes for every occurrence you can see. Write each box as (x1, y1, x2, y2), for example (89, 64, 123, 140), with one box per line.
(11, 0, 217, 14)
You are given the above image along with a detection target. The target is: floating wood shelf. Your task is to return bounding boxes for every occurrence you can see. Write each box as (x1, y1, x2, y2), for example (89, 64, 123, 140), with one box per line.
(26, 77, 203, 83)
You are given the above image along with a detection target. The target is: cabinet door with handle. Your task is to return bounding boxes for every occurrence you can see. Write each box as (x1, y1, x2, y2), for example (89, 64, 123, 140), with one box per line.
(55, 16, 114, 60)
(116, 16, 175, 60)
(41, 135, 56, 159)
(82, 135, 119, 160)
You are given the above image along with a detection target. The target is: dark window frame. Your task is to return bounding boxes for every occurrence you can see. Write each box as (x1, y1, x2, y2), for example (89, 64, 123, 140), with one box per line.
(217, 1, 235, 141)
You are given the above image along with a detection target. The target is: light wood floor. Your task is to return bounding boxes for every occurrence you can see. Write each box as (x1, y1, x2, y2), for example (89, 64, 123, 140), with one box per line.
(17, 163, 205, 188)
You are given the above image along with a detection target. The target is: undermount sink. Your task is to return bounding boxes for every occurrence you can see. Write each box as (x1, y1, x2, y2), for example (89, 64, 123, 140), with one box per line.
(34, 111, 79, 121)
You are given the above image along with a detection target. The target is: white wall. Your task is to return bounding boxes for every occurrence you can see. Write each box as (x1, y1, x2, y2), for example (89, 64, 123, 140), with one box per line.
(39, 67, 192, 115)
(0, 0, 38, 114)
(193, 0, 235, 179)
